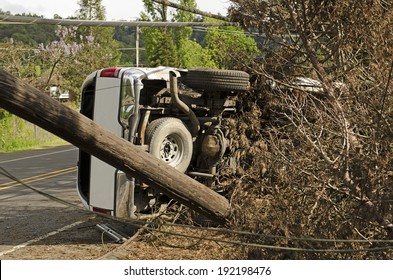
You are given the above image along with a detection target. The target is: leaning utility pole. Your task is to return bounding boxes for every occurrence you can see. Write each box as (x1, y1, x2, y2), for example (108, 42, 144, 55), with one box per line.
(0, 69, 230, 224)
(150, 0, 229, 21)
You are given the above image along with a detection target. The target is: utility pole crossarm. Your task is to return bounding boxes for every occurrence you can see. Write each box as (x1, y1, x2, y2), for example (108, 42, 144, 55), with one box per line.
(0, 15, 234, 27)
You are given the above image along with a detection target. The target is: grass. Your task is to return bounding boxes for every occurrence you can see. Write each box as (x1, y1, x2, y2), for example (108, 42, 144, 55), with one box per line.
(0, 114, 67, 153)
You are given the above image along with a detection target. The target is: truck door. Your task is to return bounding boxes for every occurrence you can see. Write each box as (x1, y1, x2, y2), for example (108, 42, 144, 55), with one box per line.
(88, 73, 123, 213)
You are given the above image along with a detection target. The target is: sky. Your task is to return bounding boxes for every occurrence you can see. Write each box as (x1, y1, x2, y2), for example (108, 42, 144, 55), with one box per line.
(0, 0, 231, 20)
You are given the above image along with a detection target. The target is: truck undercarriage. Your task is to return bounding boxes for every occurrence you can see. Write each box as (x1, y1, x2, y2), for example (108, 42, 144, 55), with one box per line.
(77, 67, 249, 219)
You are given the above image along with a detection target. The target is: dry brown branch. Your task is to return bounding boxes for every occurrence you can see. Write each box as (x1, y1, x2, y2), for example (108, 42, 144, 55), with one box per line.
(223, 0, 393, 259)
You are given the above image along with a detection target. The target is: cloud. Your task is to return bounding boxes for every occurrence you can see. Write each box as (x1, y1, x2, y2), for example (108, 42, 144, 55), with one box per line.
(0, 0, 77, 18)
(1, 0, 31, 14)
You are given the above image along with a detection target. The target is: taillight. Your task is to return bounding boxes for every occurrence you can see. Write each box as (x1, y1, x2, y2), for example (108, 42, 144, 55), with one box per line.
(92, 206, 113, 215)
(100, 68, 121, 78)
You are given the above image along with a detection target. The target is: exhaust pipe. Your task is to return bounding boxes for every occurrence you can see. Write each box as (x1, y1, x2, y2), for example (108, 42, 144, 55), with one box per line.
(169, 70, 200, 136)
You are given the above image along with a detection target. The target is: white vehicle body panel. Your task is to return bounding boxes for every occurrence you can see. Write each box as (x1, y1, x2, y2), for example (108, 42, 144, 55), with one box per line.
(77, 67, 179, 214)
(89, 74, 122, 211)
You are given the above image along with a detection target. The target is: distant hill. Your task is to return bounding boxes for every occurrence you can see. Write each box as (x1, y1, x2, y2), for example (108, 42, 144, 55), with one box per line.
(0, 11, 58, 45)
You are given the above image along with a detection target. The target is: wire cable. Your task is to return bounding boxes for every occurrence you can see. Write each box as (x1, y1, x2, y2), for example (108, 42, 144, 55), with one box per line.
(1, 165, 393, 253)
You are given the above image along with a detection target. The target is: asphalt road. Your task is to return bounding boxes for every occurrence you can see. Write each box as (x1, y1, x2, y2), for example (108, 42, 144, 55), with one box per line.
(0, 145, 133, 260)
(0, 144, 79, 212)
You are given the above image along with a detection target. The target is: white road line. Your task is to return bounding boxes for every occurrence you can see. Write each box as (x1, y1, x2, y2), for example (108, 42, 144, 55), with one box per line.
(0, 218, 90, 257)
(0, 147, 77, 164)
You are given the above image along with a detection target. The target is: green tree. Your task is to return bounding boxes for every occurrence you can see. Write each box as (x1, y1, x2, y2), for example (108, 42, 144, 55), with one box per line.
(142, 27, 179, 66)
(141, 0, 215, 68)
(142, 0, 169, 21)
(77, 0, 106, 20)
(0, 39, 37, 79)
(177, 38, 216, 68)
(76, 0, 120, 69)
(0, 12, 57, 45)
(173, 0, 197, 67)
(114, 26, 138, 65)
(140, 0, 178, 66)
(203, 24, 260, 69)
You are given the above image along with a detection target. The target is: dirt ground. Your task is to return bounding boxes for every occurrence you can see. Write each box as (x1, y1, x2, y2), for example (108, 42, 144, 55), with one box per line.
(101, 224, 239, 260)
(0, 206, 240, 260)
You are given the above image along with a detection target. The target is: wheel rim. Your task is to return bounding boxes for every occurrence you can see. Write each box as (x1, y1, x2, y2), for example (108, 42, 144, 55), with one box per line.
(159, 134, 184, 166)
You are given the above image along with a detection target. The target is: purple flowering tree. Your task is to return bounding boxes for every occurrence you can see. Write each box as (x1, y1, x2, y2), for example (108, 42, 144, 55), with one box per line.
(37, 26, 82, 88)
(37, 25, 120, 101)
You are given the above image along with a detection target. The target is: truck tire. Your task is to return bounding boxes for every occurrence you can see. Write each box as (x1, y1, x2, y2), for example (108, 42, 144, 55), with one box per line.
(145, 118, 193, 173)
(184, 68, 250, 92)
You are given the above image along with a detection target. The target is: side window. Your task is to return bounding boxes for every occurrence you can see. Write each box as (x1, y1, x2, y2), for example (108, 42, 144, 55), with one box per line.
(120, 77, 135, 128)
(80, 80, 95, 120)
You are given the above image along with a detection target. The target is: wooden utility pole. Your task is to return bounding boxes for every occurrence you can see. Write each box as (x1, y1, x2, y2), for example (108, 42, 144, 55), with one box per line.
(136, 26, 140, 67)
(150, 0, 229, 21)
(0, 69, 230, 224)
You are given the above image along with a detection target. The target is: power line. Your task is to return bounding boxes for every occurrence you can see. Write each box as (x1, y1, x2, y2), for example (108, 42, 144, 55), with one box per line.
(1, 164, 393, 254)
(191, 26, 266, 39)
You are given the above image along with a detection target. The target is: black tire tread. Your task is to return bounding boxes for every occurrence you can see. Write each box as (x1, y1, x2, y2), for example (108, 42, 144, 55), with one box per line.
(145, 117, 192, 173)
(184, 69, 250, 92)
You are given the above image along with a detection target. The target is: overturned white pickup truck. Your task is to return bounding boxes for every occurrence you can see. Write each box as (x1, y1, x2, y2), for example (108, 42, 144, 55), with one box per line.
(77, 67, 249, 219)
